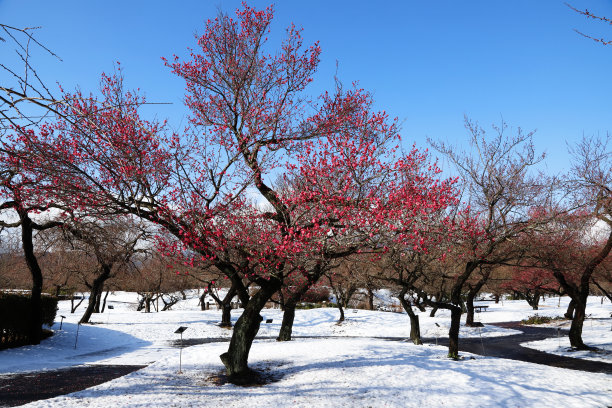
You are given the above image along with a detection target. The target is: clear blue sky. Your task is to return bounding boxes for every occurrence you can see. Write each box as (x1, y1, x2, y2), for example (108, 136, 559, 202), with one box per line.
(1, 0, 611, 174)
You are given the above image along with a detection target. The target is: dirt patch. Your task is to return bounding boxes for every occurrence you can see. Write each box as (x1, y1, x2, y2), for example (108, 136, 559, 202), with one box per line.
(203, 361, 287, 387)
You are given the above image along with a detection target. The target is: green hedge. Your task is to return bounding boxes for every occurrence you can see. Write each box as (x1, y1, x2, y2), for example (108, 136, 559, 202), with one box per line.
(0, 291, 58, 348)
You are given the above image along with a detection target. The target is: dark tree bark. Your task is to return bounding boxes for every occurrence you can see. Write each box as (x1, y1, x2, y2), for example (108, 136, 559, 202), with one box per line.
(564, 298, 576, 319)
(397, 288, 422, 345)
(277, 302, 296, 341)
(465, 273, 488, 327)
(19, 212, 44, 344)
(101, 290, 110, 313)
(336, 302, 345, 322)
(208, 283, 238, 327)
(448, 305, 463, 359)
(199, 291, 207, 311)
(80, 264, 111, 324)
(70, 294, 84, 313)
(220, 278, 282, 378)
(367, 287, 374, 310)
(525, 290, 541, 310)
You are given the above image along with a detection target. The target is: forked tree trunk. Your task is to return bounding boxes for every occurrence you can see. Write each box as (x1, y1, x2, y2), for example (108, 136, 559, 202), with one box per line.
(71, 294, 84, 313)
(220, 279, 281, 378)
(80, 265, 111, 324)
(526, 290, 541, 310)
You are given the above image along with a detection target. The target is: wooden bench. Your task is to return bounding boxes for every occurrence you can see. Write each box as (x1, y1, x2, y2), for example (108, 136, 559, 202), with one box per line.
(474, 305, 489, 313)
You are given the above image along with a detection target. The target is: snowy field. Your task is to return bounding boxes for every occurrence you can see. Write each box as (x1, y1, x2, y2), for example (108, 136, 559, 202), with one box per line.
(0, 292, 611, 407)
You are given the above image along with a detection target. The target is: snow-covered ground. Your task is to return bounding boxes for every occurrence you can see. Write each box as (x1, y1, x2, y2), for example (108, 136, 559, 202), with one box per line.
(520, 305, 612, 363)
(0, 292, 610, 407)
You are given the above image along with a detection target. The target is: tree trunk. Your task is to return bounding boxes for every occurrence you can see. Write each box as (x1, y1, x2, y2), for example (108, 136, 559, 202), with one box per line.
(429, 306, 439, 317)
(220, 278, 281, 379)
(526, 290, 541, 310)
(221, 303, 232, 327)
(93, 290, 102, 313)
(367, 287, 374, 310)
(277, 302, 296, 341)
(564, 298, 576, 319)
(101, 290, 110, 313)
(199, 292, 207, 311)
(80, 265, 111, 324)
(71, 294, 84, 313)
(20, 214, 44, 345)
(397, 290, 422, 345)
(448, 306, 462, 359)
(568, 295, 591, 350)
(336, 302, 345, 322)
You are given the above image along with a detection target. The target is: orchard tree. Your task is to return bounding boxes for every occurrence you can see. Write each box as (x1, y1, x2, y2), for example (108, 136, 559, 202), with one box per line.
(529, 134, 611, 349)
(6, 5, 457, 379)
(0, 154, 64, 344)
(428, 118, 546, 358)
(500, 267, 557, 310)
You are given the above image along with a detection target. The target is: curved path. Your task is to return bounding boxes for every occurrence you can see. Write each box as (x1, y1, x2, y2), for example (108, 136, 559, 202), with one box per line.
(0, 322, 610, 406)
(422, 321, 612, 374)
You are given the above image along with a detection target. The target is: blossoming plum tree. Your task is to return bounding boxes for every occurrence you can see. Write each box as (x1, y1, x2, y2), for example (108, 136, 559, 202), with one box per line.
(5, 4, 460, 378)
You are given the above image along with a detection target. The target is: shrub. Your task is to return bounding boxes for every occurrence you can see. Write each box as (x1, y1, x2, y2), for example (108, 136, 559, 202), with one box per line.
(521, 314, 564, 325)
(0, 291, 58, 348)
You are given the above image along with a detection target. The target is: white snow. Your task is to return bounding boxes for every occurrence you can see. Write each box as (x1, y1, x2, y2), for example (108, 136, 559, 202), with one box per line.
(0, 292, 610, 407)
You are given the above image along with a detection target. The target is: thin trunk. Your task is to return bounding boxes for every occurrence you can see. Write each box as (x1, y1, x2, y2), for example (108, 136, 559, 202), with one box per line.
(70, 294, 84, 313)
(199, 292, 207, 311)
(100, 290, 110, 313)
(465, 276, 487, 327)
(429, 306, 439, 317)
(19, 213, 43, 345)
(367, 287, 374, 310)
(220, 278, 281, 379)
(564, 298, 576, 319)
(336, 302, 345, 322)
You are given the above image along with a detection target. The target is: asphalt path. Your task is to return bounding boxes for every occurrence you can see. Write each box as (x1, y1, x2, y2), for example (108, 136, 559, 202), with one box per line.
(423, 321, 612, 374)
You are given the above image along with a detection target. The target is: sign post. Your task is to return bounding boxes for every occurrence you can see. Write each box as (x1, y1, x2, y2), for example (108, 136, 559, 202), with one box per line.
(74, 323, 81, 349)
(175, 326, 188, 373)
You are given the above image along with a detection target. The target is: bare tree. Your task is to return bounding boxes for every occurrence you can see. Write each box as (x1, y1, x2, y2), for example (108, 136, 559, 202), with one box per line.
(428, 117, 546, 358)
